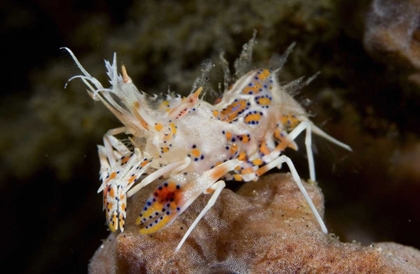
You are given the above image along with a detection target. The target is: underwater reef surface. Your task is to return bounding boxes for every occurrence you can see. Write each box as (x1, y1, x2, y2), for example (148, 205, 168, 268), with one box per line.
(2, 0, 420, 273)
(89, 174, 420, 273)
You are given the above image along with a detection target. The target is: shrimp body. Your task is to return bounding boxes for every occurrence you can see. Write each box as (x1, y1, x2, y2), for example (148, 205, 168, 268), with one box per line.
(63, 36, 350, 251)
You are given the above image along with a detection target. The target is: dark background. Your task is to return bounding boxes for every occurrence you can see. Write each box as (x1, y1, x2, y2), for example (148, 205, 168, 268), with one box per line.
(1, 0, 420, 273)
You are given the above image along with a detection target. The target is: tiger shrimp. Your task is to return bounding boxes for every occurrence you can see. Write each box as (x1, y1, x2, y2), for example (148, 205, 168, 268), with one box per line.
(62, 35, 350, 252)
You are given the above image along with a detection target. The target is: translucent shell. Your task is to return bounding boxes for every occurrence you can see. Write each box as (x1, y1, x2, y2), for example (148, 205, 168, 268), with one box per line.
(63, 37, 351, 252)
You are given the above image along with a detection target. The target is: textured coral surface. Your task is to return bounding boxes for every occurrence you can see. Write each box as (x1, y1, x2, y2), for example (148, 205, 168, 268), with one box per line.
(89, 174, 420, 273)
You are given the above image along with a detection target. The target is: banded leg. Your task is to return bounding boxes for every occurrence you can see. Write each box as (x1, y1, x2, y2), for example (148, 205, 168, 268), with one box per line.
(97, 127, 129, 192)
(97, 129, 154, 232)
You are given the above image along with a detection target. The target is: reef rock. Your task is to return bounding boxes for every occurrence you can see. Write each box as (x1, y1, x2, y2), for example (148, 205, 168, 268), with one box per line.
(364, 0, 420, 86)
(89, 173, 420, 273)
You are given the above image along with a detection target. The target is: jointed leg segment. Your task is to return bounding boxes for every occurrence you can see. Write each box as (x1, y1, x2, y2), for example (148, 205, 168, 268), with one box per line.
(261, 154, 328, 234)
(175, 180, 226, 252)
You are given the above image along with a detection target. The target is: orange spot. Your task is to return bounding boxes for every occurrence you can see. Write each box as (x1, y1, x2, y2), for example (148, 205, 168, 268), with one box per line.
(225, 131, 232, 141)
(252, 158, 263, 166)
(154, 123, 163, 131)
(242, 82, 262, 95)
(168, 182, 178, 192)
(244, 112, 262, 124)
(128, 176, 136, 184)
(259, 142, 271, 156)
(238, 151, 247, 160)
(121, 156, 130, 165)
(107, 202, 113, 211)
(242, 86, 253, 94)
(109, 187, 115, 198)
(161, 100, 170, 112)
(241, 167, 254, 174)
(106, 172, 117, 183)
(119, 214, 125, 228)
(212, 109, 219, 117)
(169, 123, 177, 135)
(220, 100, 247, 122)
(240, 134, 250, 143)
(257, 69, 271, 80)
(191, 148, 201, 157)
(274, 128, 284, 141)
(256, 96, 271, 106)
(281, 114, 300, 130)
(141, 159, 151, 167)
(233, 174, 243, 181)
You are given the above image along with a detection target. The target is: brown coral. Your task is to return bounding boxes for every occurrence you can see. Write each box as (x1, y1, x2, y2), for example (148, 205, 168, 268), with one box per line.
(89, 173, 420, 273)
